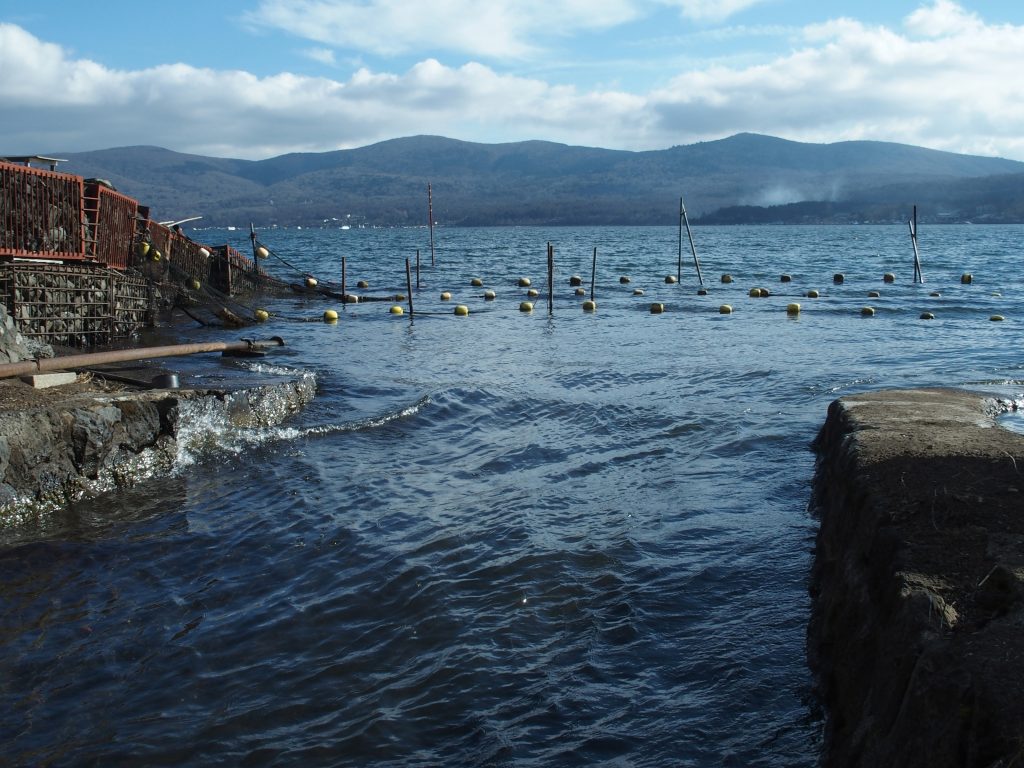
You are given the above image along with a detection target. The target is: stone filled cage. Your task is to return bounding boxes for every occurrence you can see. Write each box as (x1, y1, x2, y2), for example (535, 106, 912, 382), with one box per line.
(0, 263, 153, 348)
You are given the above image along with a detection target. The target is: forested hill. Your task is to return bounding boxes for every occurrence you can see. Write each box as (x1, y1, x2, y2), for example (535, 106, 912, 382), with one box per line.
(53, 133, 1024, 227)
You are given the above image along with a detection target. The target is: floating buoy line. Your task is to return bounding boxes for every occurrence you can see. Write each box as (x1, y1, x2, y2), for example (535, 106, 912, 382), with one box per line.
(233, 228, 1005, 327)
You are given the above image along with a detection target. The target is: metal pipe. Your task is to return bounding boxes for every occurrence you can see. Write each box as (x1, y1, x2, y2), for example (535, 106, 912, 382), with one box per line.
(0, 337, 285, 380)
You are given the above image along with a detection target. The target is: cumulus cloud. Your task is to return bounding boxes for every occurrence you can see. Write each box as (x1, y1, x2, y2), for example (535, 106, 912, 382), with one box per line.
(2, 2, 1024, 161)
(659, 0, 769, 23)
(245, 0, 642, 59)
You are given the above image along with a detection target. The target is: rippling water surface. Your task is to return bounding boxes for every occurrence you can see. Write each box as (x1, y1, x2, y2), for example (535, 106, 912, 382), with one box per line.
(4, 224, 1024, 766)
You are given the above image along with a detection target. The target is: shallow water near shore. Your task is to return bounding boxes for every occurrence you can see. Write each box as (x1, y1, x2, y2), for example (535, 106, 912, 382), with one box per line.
(4, 224, 1024, 766)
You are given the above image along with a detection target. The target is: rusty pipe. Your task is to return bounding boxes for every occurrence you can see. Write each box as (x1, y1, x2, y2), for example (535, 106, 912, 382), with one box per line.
(0, 337, 285, 380)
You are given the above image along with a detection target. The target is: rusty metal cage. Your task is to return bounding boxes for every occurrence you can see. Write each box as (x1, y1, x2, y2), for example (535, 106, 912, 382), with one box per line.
(85, 182, 138, 269)
(0, 263, 153, 347)
(0, 161, 85, 260)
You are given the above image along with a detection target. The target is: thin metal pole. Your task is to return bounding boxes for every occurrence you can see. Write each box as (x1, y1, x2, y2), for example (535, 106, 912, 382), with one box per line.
(681, 196, 704, 286)
(590, 246, 597, 302)
(547, 242, 554, 315)
(416, 248, 421, 290)
(428, 183, 435, 266)
(249, 222, 257, 261)
(405, 257, 414, 316)
(342, 256, 347, 300)
(678, 198, 683, 281)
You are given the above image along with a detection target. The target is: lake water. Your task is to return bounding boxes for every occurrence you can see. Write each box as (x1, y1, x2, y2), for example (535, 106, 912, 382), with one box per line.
(3, 224, 1024, 766)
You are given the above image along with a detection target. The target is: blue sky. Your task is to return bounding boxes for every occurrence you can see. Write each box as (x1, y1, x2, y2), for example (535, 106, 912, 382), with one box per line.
(2, 1, 1023, 159)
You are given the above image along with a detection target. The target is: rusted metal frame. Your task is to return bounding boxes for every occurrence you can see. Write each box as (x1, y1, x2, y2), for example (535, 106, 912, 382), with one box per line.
(1, 161, 86, 260)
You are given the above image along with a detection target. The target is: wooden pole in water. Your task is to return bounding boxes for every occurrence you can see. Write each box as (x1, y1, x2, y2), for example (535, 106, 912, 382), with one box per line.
(249, 222, 257, 261)
(547, 242, 554, 315)
(427, 183, 436, 267)
(590, 246, 597, 302)
(415, 248, 421, 290)
(405, 257, 414, 316)
(910, 205, 924, 283)
(342, 256, 347, 300)
(681, 196, 704, 285)
(678, 198, 683, 281)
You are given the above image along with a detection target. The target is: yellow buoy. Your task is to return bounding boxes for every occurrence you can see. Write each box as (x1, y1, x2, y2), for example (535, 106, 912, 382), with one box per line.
(305, 276, 318, 288)
(633, 288, 644, 296)
(883, 273, 895, 283)
(868, 290, 880, 298)
(582, 299, 597, 312)
(518, 277, 531, 287)
(749, 287, 762, 298)
(780, 274, 792, 283)
(256, 246, 269, 259)
(471, 277, 483, 287)
(719, 304, 733, 314)
(357, 280, 369, 289)
(920, 312, 935, 320)
(697, 288, 708, 296)
(861, 306, 875, 316)
(806, 290, 819, 298)
(961, 273, 973, 284)
(760, 287, 771, 297)
(619, 276, 631, 284)
(199, 247, 211, 258)
(344, 294, 359, 304)
(390, 305, 404, 315)
(137, 241, 151, 258)
(454, 305, 469, 316)
(721, 274, 733, 283)
(519, 301, 534, 312)
(324, 309, 339, 322)
(991, 315, 1005, 321)
(650, 303, 664, 314)
(254, 309, 270, 322)
(484, 290, 496, 300)
(527, 288, 539, 298)
(150, 249, 162, 262)
(189, 279, 201, 291)
(834, 273, 844, 284)
(787, 302, 801, 316)
(569, 275, 583, 286)
(394, 294, 406, 301)
(575, 287, 586, 296)
(665, 275, 678, 284)
(440, 291, 452, 301)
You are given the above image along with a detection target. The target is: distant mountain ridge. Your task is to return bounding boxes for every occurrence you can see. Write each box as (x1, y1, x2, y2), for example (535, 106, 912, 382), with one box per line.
(51, 134, 1024, 227)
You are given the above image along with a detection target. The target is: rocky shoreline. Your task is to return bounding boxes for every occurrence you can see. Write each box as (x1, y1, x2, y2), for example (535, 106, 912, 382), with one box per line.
(811, 388, 1024, 767)
(0, 306, 315, 522)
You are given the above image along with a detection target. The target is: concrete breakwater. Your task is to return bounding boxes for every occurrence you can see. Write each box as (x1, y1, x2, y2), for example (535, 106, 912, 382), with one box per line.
(811, 388, 1024, 767)
(0, 371, 315, 523)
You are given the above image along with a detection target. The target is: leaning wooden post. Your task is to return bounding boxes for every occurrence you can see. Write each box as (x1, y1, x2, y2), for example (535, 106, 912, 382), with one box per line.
(910, 205, 924, 283)
(249, 222, 258, 262)
(405, 257, 414, 316)
(590, 246, 597, 302)
(547, 242, 554, 315)
(681, 195, 704, 285)
(427, 183, 436, 267)
(416, 248, 421, 290)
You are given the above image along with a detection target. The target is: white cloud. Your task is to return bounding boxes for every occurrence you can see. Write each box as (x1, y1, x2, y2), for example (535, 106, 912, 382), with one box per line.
(2, 2, 1024, 161)
(303, 47, 338, 65)
(245, 0, 642, 59)
(658, 0, 769, 23)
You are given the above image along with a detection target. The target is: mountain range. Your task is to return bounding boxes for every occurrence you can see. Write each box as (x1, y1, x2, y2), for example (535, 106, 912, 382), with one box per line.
(50, 133, 1024, 227)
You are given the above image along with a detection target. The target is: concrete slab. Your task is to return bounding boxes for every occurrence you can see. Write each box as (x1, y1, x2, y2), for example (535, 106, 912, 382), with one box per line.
(19, 372, 77, 389)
